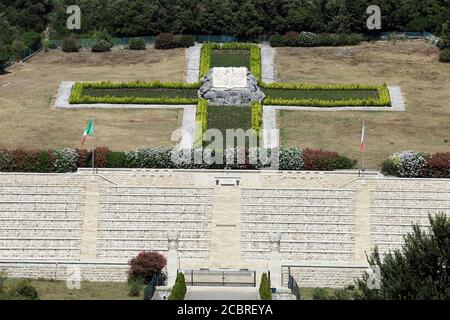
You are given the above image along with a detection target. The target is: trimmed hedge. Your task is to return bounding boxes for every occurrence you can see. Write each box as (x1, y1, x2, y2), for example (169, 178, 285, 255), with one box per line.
(251, 102, 263, 135)
(303, 148, 357, 171)
(69, 80, 201, 105)
(270, 32, 363, 47)
(195, 99, 208, 145)
(91, 39, 112, 52)
(168, 273, 187, 300)
(259, 273, 272, 300)
(261, 83, 391, 107)
(199, 43, 262, 81)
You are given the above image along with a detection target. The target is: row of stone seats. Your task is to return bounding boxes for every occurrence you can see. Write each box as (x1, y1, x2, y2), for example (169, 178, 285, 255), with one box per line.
(99, 219, 210, 230)
(102, 186, 212, 196)
(0, 184, 85, 260)
(97, 248, 209, 259)
(98, 228, 208, 239)
(0, 248, 80, 260)
(100, 204, 212, 214)
(242, 188, 356, 263)
(0, 228, 81, 238)
(243, 249, 354, 262)
(243, 214, 354, 224)
(243, 230, 354, 242)
(372, 189, 450, 200)
(372, 179, 450, 192)
(101, 195, 213, 204)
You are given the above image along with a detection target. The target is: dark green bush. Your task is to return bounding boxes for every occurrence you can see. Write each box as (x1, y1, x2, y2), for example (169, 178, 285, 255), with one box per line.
(169, 273, 187, 300)
(107, 151, 127, 168)
(128, 277, 142, 297)
(312, 287, 331, 300)
(175, 35, 195, 48)
(269, 34, 286, 47)
(155, 33, 177, 49)
(128, 38, 146, 50)
(439, 49, 450, 62)
(62, 35, 81, 52)
(93, 29, 113, 47)
(259, 273, 272, 300)
(91, 39, 112, 52)
(21, 31, 41, 49)
(11, 40, 26, 60)
(381, 158, 398, 176)
(9, 279, 39, 300)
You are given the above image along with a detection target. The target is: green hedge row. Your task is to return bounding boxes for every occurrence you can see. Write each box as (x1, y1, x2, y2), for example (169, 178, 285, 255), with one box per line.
(259, 273, 272, 300)
(261, 83, 391, 107)
(251, 102, 263, 134)
(195, 99, 208, 144)
(69, 81, 201, 105)
(199, 43, 262, 81)
(168, 273, 187, 300)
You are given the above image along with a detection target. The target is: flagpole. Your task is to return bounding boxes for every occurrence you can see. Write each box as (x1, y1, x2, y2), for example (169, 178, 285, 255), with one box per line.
(361, 120, 365, 178)
(92, 117, 95, 175)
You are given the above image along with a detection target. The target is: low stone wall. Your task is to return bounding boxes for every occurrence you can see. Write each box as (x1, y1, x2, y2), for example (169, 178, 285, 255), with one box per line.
(0, 261, 129, 282)
(282, 265, 368, 288)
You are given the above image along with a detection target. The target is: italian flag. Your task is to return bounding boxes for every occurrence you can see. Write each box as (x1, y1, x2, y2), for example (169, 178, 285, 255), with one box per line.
(81, 119, 94, 145)
(360, 122, 365, 153)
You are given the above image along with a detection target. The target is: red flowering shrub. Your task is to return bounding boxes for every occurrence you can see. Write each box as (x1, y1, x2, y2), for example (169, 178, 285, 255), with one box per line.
(75, 149, 90, 168)
(302, 148, 356, 171)
(422, 152, 450, 178)
(2, 149, 52, 172)
(93, 146, 110, 168)
(128, 251, 167, 284)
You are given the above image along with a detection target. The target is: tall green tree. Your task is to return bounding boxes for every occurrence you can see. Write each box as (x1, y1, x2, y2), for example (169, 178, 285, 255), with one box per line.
(354, 213, 450, 300)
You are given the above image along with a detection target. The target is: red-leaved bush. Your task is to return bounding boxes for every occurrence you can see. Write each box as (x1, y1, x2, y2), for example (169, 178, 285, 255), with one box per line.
(302, 148, 356, 171)
(422, 152, 450, 178)
(128, 251, 167, 284)
(94, 146, 109, 168)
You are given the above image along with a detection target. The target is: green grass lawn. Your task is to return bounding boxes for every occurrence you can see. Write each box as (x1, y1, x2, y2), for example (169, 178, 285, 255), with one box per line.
(3, 278, 142, 300)
(264, 88, 379, 100)
(206, 105, 253, 144)
(299, 287, 337, 300)
(211, 50, 250, 68)
(83, 88, 198, 99)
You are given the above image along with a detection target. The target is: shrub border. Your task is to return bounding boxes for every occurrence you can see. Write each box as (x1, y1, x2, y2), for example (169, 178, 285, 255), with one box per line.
(199, 42, 262, 81)
(261, 83, 391, 107)
(69, 81, 201, 105)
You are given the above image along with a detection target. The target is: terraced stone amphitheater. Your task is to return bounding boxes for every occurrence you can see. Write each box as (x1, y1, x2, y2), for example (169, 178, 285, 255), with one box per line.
(0, 169, 448, 288)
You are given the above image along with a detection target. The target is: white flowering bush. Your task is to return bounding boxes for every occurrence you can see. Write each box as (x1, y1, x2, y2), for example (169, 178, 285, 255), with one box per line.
(390, 151, 426, 178)
(279, 146, 304, 170)
(125, 148, 173, 168)
(52, 148, 78, 173)
(298, 32, 316, 47)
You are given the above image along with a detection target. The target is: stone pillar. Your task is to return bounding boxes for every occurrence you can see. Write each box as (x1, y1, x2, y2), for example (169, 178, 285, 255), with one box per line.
(167, 231, 180, 287)
(268, 232, 282, 289)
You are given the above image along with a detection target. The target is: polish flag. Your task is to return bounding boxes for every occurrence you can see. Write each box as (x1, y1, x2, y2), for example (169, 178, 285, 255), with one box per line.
(360, 122, 365, 153)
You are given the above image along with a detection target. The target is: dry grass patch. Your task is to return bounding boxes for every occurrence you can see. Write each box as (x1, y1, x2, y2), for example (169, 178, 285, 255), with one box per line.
(0, 48, 187, 150)
(276, 40, 450, 168)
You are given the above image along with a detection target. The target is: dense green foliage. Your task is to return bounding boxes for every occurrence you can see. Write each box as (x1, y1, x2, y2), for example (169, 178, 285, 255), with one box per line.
(70, 81, 201, 105)
(352, 213, 450, 300)
(195, 99, 209, 144)
(128, 38, 146, 50)
(382, 151, 450, 178)
(62, 35, 81, 52)
(270, 32, 364, 47)
(251, 102, 263, 135)
(0, 272, 40, 301)
(154, 33, 195, 49)
(200, 43, 261, 80)
(439, 49, 450, 62)
(168, 273, 187, 300)
(259, 273, 272, 300)
(46, 1, 450, 38)
(262, 83, 391, 107)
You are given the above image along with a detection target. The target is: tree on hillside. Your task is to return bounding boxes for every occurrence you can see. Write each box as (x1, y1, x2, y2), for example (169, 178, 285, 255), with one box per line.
(353, 213, 450, 300)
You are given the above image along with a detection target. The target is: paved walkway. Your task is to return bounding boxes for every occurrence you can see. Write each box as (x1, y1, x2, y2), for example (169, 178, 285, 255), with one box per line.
(261, 44, 275, 83)
(186, 43, 202, 83)
(185, 287, 259, 300)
